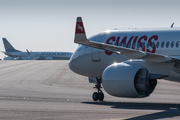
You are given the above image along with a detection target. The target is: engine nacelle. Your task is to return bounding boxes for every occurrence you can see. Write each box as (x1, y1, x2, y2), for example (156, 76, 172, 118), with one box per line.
(102, 62, 157, 98)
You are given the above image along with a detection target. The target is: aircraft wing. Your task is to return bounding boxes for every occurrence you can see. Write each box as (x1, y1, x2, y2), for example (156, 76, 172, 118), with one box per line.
(74, 17, 177, 63)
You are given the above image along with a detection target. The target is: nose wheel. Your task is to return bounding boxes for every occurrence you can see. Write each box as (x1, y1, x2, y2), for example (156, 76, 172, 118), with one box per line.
(92, 78, 104, 101)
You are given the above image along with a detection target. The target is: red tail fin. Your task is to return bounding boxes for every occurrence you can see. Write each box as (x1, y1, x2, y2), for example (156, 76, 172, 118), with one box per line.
(75, 17, 85, 34)
(74, 17, 88, 44)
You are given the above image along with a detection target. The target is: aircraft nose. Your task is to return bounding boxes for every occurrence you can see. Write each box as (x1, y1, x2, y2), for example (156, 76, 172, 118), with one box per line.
(68, 57, 76, 72)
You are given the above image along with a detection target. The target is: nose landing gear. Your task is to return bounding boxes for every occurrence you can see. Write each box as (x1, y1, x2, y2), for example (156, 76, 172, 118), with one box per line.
(92, 78, 104, 101)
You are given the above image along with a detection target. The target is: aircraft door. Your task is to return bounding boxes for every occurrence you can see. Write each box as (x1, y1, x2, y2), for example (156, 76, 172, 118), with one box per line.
(92, 34, 105, 62)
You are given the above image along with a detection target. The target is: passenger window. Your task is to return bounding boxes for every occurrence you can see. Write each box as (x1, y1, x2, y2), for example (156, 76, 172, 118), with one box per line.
(147, 42, 150, 48)
(142, 42, 145, 48)
(156, 42, 159, 48)
(176, 41, 179, 47)
(127, 43, 131, 48)
(132, 42, 136, 48)
(137, 42, 140, 48)
(123, 43, 126, 47)
(161, 42, 164, 48)
(166, 41, 169, 48)
(152, 42, 155, 48)
(171, 41, 174, 48)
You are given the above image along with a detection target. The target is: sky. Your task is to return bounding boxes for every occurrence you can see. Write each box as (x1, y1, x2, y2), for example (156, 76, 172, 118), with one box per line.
(0, 0, 180, 59)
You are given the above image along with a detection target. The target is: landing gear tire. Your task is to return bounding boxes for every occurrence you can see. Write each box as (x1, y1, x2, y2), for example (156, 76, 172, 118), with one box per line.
(98, 92, 104, 101)
(92, 78, 104, 101)
(92, 92, 99, 101)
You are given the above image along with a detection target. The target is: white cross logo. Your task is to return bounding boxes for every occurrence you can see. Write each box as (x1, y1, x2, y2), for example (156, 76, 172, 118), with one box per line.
(78, 24, 83, 31)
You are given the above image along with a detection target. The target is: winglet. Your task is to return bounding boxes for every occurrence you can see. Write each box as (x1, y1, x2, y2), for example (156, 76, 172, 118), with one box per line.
(74, 17, 89, 44)
(26, 49, 31, 55)
(171, 23, 174, 28)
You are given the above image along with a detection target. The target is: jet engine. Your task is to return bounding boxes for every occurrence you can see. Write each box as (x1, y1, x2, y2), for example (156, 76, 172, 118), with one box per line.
(102, 62, 157, 98)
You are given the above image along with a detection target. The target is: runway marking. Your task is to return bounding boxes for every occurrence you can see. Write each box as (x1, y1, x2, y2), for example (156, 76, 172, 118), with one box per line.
(49, 65, 69, 86)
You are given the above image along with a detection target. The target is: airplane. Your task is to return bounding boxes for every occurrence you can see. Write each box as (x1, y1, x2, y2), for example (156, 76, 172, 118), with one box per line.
(69, 17, 180, 101)
(2, 38, 73, 60)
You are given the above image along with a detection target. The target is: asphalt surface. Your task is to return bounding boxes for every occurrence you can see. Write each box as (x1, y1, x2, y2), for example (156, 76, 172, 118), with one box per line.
(0, 60, 180, 120)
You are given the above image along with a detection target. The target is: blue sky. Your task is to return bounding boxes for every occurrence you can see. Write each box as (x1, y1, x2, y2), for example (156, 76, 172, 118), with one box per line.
(0, 0, 180, 59)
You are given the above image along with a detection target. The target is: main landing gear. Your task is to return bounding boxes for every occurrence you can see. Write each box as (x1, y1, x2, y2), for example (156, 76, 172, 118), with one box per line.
(92, 78, 104, 101)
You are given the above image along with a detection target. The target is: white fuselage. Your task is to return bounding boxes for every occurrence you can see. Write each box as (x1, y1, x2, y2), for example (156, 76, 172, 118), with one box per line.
(69, 28, 180, 82)
(5, 52, 73, 60)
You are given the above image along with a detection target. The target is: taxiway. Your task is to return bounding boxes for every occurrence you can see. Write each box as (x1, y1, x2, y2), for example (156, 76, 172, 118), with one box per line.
(0, 60, 180, 120)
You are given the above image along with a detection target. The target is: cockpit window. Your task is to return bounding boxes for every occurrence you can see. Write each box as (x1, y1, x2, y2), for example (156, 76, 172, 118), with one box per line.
(77, 45, 82, 51)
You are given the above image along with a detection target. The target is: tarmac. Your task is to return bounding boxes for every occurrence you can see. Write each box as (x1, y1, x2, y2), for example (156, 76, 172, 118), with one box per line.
(0, 60, 180, 120)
